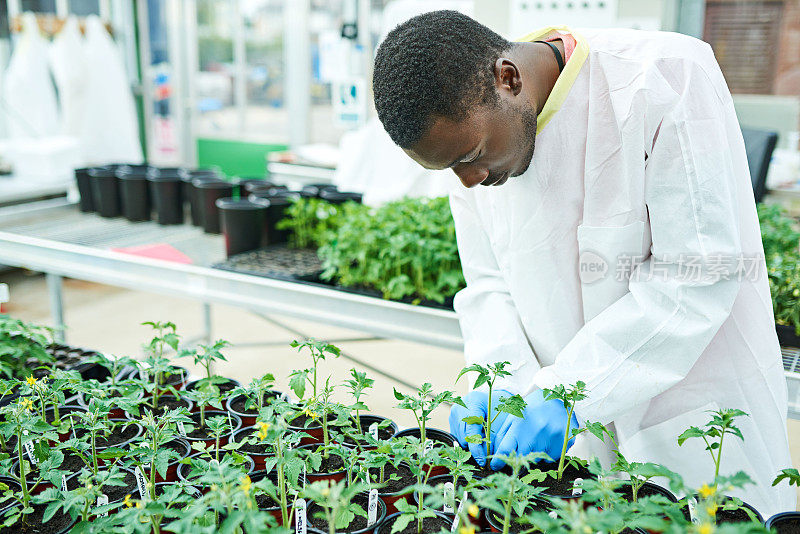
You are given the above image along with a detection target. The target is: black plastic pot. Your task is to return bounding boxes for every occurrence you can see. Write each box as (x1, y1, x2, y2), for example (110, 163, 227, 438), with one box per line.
(180, 168, 222, 204)
(217, 197, 269, 257)
(777, 324, 800, 349)
(195, 180, 234, 234)
(319, 189, 363, 204)
(147, 168, 185, 225)
(766, 511, 800, 532)
(261, 195, 293, 244)
(238, 177, 274, 193)
(89, 167, 121, 217)
(74, 167, 97, 212)
(247, 184, 288, 197)
(117, 165, 151, 222)
(301, 183, 338, 198)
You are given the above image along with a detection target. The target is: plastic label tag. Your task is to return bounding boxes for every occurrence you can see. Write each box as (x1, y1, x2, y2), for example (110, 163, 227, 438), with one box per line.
(548, 511, 558, 520)
(61, 474, 68, 492)
(295, 498, 307, 534)
(443, 482, 455, 514)
(368, 489, 379, 525)
(369, 422, 379, 440)
(23, 439, 36, 465)
(450, 491, 468, 531)
(135, 466, 150, 501)
(687, 497, 699, 524)
(177, 421, 187, 436)
(424, 439, 434, 453)
(302, 464, 307, 488)
(96, 494, 109, 517)
(69, 416, 76, 440)
(571, 478, 584, 496)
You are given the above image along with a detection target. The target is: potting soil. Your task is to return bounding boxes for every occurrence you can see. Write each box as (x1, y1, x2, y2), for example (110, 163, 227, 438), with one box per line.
(771, 518, 800, 534)
(0, 504, 73, 534)
(381, 514, 451, 534)
(368, 463, 415, 494)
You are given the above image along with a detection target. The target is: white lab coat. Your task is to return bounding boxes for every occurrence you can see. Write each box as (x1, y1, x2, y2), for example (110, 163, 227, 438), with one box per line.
(50, 16, 88, 138)
(451, 28, 795, 516)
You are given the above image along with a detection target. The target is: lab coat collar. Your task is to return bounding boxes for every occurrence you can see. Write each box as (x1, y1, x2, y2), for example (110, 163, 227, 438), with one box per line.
(515, 26, 589, 135)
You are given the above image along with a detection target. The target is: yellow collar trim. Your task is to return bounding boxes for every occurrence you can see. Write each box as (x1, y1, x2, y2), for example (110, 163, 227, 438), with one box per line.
(516, 26, 588, 134)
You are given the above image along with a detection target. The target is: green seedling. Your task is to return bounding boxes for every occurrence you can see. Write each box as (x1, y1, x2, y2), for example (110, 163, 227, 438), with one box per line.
(141, 321, 181, 411)
(393, 382, 457, 448)
(773, 468, 800, 487)
(230, 372, 278, 414)
(38, 468, 127, 528)
(344, 368, 374, 435)
(541, 381, 588, 481)
(302, 479, 369, 534)
(131, 407, 192, 501)
(455, 362, 526, 458)
(678, 408, 748, 487)
(179, 339, 230, 385)
(289, 339, 340, 402)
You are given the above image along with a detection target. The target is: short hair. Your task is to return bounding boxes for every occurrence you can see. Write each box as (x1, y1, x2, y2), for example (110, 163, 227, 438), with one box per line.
(373, 10, 511, 149)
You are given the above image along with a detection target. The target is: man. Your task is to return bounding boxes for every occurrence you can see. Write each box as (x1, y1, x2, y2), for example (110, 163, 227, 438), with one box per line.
(371, 10, 795, 516)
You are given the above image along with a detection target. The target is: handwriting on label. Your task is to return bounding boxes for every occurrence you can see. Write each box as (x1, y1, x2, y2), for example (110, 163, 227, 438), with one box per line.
(571, 478, 584, 496)
(61, 474, 68, 492)
(450, 491, 468, 531)
(443, 482, 455, 514)
(424, 439, 434, 452)
(135, 466, 150, 501)
(23, 439, 37, 465)
(177, 421, 187, 436)
(295, 499, 307, 534)
(96, 494, 109, 517)
(369, 422, 379, 440)
(368, 488, 378, 525)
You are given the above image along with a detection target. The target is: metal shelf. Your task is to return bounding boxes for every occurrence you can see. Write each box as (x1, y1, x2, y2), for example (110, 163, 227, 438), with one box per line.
(0, 201, 463, 351)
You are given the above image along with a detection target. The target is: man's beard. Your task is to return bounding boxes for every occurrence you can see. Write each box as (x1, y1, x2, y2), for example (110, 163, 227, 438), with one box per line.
(512, 105, 538, 177)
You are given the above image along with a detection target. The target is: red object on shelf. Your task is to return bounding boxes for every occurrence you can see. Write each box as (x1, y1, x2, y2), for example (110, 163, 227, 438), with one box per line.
(110, 243, 193, 264)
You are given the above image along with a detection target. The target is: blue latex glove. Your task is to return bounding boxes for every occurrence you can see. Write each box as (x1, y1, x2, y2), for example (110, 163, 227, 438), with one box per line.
(449, 390, 514, 467)
(489, 389, 580, 471)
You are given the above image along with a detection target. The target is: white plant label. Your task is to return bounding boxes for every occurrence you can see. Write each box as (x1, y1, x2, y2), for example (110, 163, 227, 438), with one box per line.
(424, 439, 434, 453)
(369, 422, 379, 440)
(70, 416, 76, 440)
(23, 439, 36, 465)
(687, 497, 699, 524)
(61, 474, 68, 492)
(96, 494, 109, 517)
(295, 499, 307, 534)
(548, 511, 558, 520)
(571, 478, 584, 496)
(302, 464, 307, 488)
(177, 421, 187, 436)
(450, 491, 468, 532)
(443, 482, 455, 513)
(135, 466, 150, 501)
(368, 488, 379, 525)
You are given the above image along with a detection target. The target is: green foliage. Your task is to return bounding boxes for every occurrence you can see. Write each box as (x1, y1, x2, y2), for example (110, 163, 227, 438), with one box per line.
(678, 408, 748, 484)
(542, 381, 587, 481)
(277, 197, 349, 249)
(315, 196, 465, 304)
(0, 315, 54, 379)
(758, 205, 800, 334)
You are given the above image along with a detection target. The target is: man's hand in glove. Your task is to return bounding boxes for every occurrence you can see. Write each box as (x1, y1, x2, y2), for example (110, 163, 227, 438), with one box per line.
(449, 389, 515, 467)
(489, 389, 580, 471)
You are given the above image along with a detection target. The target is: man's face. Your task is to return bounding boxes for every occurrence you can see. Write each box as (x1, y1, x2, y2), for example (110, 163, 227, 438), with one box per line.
(404, 99, 538, 188)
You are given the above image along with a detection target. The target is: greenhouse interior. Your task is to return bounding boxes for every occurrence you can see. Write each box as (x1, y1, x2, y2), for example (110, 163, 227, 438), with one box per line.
(2, 0, 800, 532)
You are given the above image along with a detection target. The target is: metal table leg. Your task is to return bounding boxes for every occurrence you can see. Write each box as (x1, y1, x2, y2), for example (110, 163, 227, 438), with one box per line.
(46, 273, 65, 343)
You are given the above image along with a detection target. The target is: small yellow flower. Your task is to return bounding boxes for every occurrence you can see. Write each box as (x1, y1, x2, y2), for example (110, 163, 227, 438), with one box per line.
(256, 421, 271, 440)
(458, 526, 475, 534)
(303, 407, 319, 420)
(698, 523, 714, 534)
(123, 494, 133, 508)
(39, 376, 48, 385)
(26, 376, 36, 386)
(211, 484, 219, 492)
(705, 504, 717, 516)
(19, 398, 34, 412)
(135, 501, 142, 509)
(240, 475, 252, 495)
(467, 504, 479, 518)
(698, 483, 716, 498)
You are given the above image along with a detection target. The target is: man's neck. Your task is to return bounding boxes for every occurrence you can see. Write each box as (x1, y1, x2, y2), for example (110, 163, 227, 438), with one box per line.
(511, 40, 563, 115)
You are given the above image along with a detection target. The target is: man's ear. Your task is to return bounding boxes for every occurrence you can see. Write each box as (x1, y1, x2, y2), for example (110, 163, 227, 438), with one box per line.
(494, 58, 522, 96)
